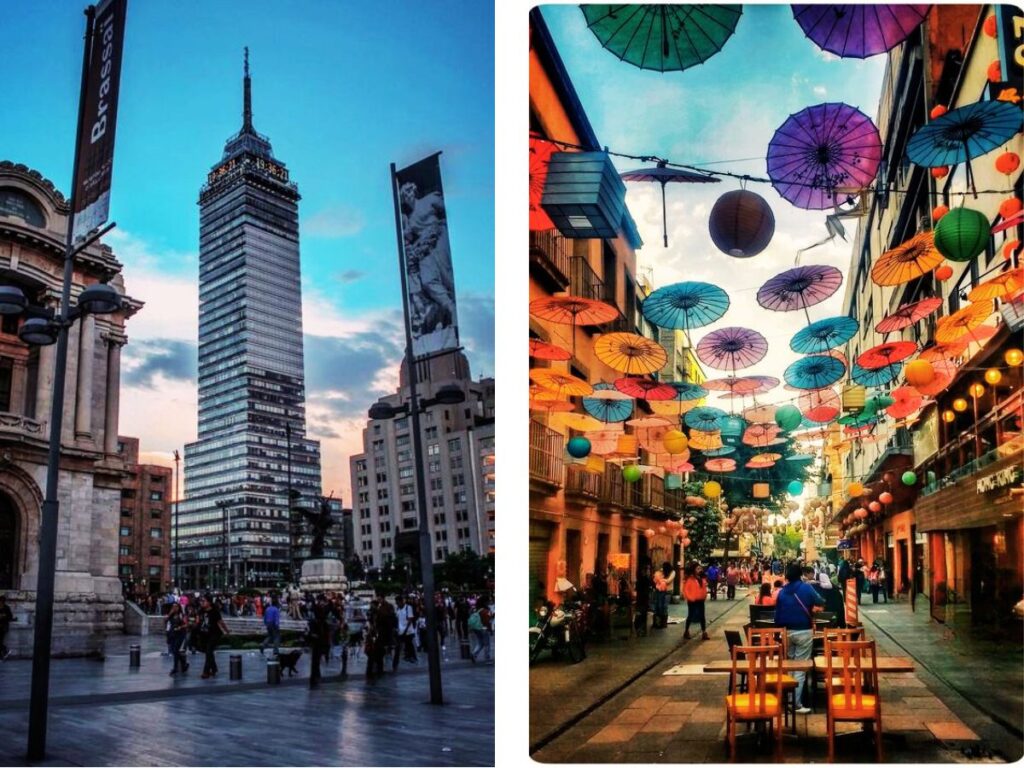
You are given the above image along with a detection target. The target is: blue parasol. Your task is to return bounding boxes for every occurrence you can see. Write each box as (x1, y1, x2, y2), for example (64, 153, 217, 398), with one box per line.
(642, 281, 730, 331)
(790, 315, 859, 354)
(684, 405, 728, 432)
(786, 453, 815, 463)
(851, 361, 902, 387)
(672, 381, 709, 401)
(906, 101, 1023, 197)
(582, 382, 634, 423)
(784, 354, 846, 390)
(703, 445, 736, 457)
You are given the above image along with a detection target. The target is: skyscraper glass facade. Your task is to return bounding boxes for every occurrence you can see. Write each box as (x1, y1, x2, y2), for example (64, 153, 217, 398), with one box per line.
(177, 59, 321, 589)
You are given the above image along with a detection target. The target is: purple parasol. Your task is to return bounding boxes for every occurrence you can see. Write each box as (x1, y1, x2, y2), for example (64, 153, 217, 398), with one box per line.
(792, 5, 931, 59)
(757, 264, 843, 322)
(696, 327, 768, 371)
(767, 102, 882, 210)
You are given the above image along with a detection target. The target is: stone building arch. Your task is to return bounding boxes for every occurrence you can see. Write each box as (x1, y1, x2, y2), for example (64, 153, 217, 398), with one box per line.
(0, 463, 42, 590)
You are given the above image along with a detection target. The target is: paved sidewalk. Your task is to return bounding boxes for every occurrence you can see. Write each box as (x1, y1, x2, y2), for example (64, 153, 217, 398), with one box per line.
(530, 594, 748, 751)
(533, 594, 1020, 763)
(0, 633, 493, 766)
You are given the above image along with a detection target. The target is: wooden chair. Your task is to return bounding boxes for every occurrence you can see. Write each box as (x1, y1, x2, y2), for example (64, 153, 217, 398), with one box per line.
(812, 626, 866, 707)
(746, 627, 800, 732)
(725, 644, 784, 761)
(824, 639, 883, 763)
(749, 605, 775, 626)
(724, 630, 745, 694)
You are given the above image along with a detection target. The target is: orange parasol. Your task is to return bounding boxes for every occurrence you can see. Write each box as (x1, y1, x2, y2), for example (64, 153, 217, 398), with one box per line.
(887, 386, 923, 420)
(967, 267, 1024, 302)
(594, 332, 668, 375)
(551, 412, 606, 432)
(870, 232, 943, 286)
(918, 339, 969, 362)
(529, 133, 557, 231)
(934, 303, 992, 344)
(529, 399, 576, 413)
(705, 458, 737, 472)
(529, 369, 594, 397)
(529, 338, 571, 361)
(530, 294, 620, 356)
(649, 397, 702, 418)
(688, 429, 723, 451)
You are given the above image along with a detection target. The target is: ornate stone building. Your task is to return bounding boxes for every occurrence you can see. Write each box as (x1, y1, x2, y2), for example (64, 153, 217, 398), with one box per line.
(0, 160, 140, 656)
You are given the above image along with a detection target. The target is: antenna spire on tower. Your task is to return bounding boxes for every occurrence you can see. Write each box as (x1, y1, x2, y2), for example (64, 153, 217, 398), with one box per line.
(243, 46, 253, 131)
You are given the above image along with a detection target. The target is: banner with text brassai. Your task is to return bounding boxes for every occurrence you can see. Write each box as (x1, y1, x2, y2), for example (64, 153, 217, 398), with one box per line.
(394, 153, 460, 359)
(71, 0, 127, 242)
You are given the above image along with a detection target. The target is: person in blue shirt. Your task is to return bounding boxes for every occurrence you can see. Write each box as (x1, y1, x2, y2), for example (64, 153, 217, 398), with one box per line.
(774, 563, 825, 713)
(705, 562, 720, 601)
(260, 595, 281, 657)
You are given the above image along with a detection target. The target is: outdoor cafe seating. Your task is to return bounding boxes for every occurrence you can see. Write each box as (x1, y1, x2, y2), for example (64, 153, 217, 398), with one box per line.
(746, 627, 800, 733)
(724, 644, 784, 761)
(824, 638, 884, 762)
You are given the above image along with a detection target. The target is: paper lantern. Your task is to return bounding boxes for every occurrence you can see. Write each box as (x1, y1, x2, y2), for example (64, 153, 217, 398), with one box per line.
(644, 528, 656, 539)
(934, 207, 990, 263)
(663, 429, 688, 454)
(985, 368, 1002, 385)
(1000, 197, 1023, 219)
(541, 151, 627, 240)
(879, 491, 893, 505)
(679, 528, 688, 538)
(855, 508, 868, 519)
(703, 481, 721, 498)
(665, 473, 683, 490)
(847, 481, 864, 497)
(787, 480, 803, 496)
(995, 152, 1021, 175)
(942, 409, 956, 423)
(658, 526, 667, 534)
(901, 471, 917, 486)
(869, 501, 882, 513)
(775, 404, 803, 432)
(616, 435, 638, 455)
(708, 189, 775, 258)
(953, 397, 968, 412)
(935, 264, 953, 281)
(721, 415, 746, 438)
(623, 465, 642, 483)
(931, 166, 949, 179)
(752, 482, 770, 499)
(931, 204, 949, 222)
(1006, 349, 1023, 367)
(1005, 241, 1022, 261)
(883, 471, 895, 484)
(927, 470, 936, 485)
(930, 105, 948, 119)
(983, 14, 998, 37)
(682, 537, 691, 547)
(968, 383, 985, 399)
(905, 359, 935, 387)
(842, 384, 866, 411)
(988, 60, 1003, 82)
(566, 436, 592, 459)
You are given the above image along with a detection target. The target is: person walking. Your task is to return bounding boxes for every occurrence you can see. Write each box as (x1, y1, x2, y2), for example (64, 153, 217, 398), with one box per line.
(260, 595, 281, 656)
(682, 562, 709, 640)
(0, 595, 14, 660)
(198, 594, 229, 679)
(725, 562, 739, 600)
(773, 563, 825, 713)
(393, 594, 417, 669)
(706, 561, 720, 601)
(854, 559, 867, 604)
(468, 597, 492, 662)
(166, 603, 189, 676)
(652, 562, 675, 629)
(307, 595, 330, 688)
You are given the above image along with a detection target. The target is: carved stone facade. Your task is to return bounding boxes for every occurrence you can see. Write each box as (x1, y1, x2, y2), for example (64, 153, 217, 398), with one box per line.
(0, 161, 140, 656)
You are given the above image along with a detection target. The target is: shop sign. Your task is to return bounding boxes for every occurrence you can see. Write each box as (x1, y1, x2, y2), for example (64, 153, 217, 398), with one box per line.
(992, 6, 1024, 101)
(836, 538, 853, 550)
(976, 465, 1022, 494)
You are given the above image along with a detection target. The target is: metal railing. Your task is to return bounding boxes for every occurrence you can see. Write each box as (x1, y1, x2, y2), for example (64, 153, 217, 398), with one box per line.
(919, 445, 1013, 497)
(565, 464, 601, 498)
(641, 473, 665, 510)
(529, 230, 572, 285)
(569, 256, 605, 302)
(529, 420, 564, 487)
(602, 465, 628, 507)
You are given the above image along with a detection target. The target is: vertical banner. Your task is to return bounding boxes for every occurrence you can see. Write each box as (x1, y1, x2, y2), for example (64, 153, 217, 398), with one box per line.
(394, 153, 460, 358)
(845, 578, 859, 626)
(72, 0, 127, 242)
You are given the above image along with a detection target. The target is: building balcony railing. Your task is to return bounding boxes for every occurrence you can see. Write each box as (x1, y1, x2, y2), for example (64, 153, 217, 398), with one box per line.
(565, 464, 601, 499)
(640, 473, 665, 511)
(601, 465, 628, 508)
(569, 256, 605, 302)
(529, 230, 571, 293)
(529, 419, 564, 488)
(0, 412, 46, 440)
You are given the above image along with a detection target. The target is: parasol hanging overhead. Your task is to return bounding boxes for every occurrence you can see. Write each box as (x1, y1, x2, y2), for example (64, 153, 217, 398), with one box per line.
(934, 302, 992, 345)
(672, 381, 709, 401)
(594, 332, 669, 375)
(620, 161, 719, 247)
(851, 361, 903, 387)
(790, 315, 859, 354)
(696, 327, 769, 371)
(766, 102, 882, 210)
(529, 368, 594, 398)
(684, 405, 729, 432)
(791, 5, 931, 59)
(642, 281, 730, 333)
(784, 354, 847, 389)
(856, 341, 918, 371)
(529, 338, 572, 361)
(906, 101, 1023, 198)
(529, 133, 558, 231)
(870, 232, 943, 286)
(874, 297, 943, 334)
(614, 377, 678, 401)
(967, 267, 1024, 302)
(757, 264, 844, 323)
(582, 4, 743, 73)
(530, 293, 620, 356)
(582, 382, 635, 423)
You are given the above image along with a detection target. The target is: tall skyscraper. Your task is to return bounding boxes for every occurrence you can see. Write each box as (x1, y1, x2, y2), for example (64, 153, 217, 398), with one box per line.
(177, 52, 322, 589)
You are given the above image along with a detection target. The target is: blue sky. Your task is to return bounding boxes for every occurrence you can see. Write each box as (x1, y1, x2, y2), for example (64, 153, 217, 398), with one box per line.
(541, 5, 887, 425)
(3, 1, 494, 498)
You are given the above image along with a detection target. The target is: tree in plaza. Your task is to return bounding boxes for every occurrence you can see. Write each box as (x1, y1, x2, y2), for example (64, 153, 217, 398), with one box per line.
(772, 526, 803, 560)
(678, 481, 721, 564)
(434, 549, 494, 590)
(346, 555, 365, 582)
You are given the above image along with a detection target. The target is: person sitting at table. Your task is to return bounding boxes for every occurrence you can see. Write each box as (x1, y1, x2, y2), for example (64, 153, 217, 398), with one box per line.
(754, 582, 775, 606)
(774, 562, 825, 714)
(771, 579, 784, 600)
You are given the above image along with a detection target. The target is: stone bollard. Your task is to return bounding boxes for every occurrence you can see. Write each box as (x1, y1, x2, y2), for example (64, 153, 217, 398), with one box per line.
(267, 660, 281, 685)
(129, 644, 141, 668)
(229, 654, 242, 680)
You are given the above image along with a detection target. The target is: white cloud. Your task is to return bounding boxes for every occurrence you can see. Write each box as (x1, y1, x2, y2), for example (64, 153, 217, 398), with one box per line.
(303, 204, 366, 238)
(813, 85, 827, 98)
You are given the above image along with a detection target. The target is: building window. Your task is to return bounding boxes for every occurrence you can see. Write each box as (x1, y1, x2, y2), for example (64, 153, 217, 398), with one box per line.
(149, 528, 162, 539)
(399, 483, 414, 496)
(148, 566, 161, 577)
(394, 417, 408, 432)
(119, 546, 130, 556)
(149, 546, 161, 556)
(425, 426, 438, 439)
(0, 357, 12, 412)
(448, 438, 461, 453)
(121, 508, 132, 517)
(149, 491, 163, 501)
(120, 526, 131, 537)
(149, 508, 162, 518)
(427, 443, 440, 456)
(428, 461, 441, 474)
(121, 489, 135, 499)
(399, 467, 414, 479)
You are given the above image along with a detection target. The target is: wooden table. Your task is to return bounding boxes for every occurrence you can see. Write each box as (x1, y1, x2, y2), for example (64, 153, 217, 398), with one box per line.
(814, 656, 915, 673)
(704, 659, 812, 673)
(704, 657, 915, 674)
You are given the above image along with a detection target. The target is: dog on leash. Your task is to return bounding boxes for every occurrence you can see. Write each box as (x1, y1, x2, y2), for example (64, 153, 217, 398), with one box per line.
(275, 649, 302, 676)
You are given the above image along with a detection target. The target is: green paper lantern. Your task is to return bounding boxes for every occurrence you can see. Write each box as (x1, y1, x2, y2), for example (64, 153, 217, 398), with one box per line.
(775, 404, 802, 432)
(901, 471, 917, 486)
(566, 436, 591, 459)
(787, 480, 804, 496)
(933, 207, 990, 263)
(623, 465, 642, 483)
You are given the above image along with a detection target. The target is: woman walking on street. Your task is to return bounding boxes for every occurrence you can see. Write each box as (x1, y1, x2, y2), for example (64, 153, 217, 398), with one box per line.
(652, 562, 675, 629)
(166, 603, 189, 676)
(682, 562, 709, 640)
(198, 594, 229, 679)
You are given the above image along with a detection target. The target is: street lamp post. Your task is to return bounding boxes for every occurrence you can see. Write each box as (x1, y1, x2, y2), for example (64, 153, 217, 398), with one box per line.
(172, 449, 180, 589)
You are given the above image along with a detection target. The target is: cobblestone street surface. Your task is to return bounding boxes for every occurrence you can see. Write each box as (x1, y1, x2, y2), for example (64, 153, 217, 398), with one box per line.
(0, 633, 493, 766)
(531, 593, 1023, 763)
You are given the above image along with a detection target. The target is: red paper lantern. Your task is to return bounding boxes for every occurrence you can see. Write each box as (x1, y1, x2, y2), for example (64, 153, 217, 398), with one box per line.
(988, 60, 1003, 83)
(854, 508, 868, 519)
(930, 105, 947, 119)
(678, 528, 688, 538)
(1000, 197, 1023, 219)
(983, 15, 998, 37)
(995, 152, 1021, 175)
(879, 491, 893, 505)
(931, 166, 949, 180)
(682, 537, 691, 547)
(935, 264, 954, 281)
(931, 204, 949, 222)
(1005, 240, 1022, 261)
(869, 501, 882, 513)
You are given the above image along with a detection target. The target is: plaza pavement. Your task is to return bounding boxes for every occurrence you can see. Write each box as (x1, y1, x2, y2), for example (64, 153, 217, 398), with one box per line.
(0, 632, 494, 766)
(531, 593, 1022, 763)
